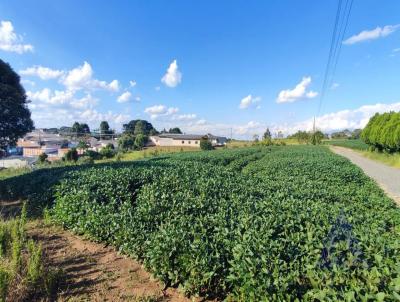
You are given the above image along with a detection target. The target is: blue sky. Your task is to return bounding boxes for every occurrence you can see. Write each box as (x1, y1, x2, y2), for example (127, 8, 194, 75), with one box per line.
(1, 0, 400, 138)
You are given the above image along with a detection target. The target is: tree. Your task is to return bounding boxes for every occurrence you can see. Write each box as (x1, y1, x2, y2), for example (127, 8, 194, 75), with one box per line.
(123, 119, 156, 136)
(169, 127, 182, 134)
(118, 134, 135, 151)
(99, 121, 112, 139)
(289, 131, 310, 144)
(351, 129, 362, 140)
(71, 122, 90, 137)
(134, 134, 148, 150)
(253, 134, 259, 142)
(200, 139, 213, 150)
(77, 140, 89, 150)
(311, 130, 324, 145)
(263, 128, 272, 140)
(100, 121, 110, 133)
(0, 59, 34, 151)
(134, 120, 146, 135)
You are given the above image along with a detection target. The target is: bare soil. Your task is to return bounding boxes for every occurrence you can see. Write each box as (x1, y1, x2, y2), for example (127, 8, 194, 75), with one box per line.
(28, 220, 193, 302)
(0, 200, 193, 302)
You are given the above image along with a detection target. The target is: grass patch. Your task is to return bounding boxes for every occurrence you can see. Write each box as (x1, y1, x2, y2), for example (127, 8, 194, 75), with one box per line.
(0, 203, 63, 301)
(0, 167, 31, 181)
(361, 150, 400, 169)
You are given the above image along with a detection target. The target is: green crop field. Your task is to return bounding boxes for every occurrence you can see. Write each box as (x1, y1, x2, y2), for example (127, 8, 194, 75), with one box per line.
(1, 146, 400, 301)
(323, 139, 369, 151)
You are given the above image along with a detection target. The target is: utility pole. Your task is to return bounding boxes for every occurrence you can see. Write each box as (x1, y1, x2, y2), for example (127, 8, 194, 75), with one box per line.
(230, 128, 233, 141)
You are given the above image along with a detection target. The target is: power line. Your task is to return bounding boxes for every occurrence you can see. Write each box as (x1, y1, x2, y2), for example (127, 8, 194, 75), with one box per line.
(314, 0, 353, 132)
(316, 0, 343, 117)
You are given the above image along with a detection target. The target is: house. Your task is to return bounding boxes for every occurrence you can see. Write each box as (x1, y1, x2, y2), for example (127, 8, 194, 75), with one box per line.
(0, 156, 36, 168)
(149, 133, 227, 148)
(17, 129, 69, 159)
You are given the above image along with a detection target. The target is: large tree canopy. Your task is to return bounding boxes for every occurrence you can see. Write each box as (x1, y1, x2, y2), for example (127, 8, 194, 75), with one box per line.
(361, 111, 400, 152)
(123, 119, 157, 136)
(169, 127, 182, 134)
(0, 59, 34, 150)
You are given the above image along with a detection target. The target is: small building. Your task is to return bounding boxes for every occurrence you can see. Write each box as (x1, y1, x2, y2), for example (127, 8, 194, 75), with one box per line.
(149, 133, 227, 148)
(0, 156, 36, 168)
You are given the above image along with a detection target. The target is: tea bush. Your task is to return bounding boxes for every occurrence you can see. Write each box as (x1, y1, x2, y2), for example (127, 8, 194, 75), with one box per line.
(48, 146, 400, 300)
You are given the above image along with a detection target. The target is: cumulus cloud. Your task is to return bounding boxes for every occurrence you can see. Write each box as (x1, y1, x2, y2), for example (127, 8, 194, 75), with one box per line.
(117, 91, 132, 103)
(276, 77, 318, 103)
(62, 61, 119, 92)
(21, 79, 35, 86)
(144, 105, 179, 119)
(161, 59, 182, 87)
(172, 114, 197, 121)
(0, 20, 33, 53)
(129, 80, 137, 87)
(20, 66, 64, 80)
(239, 95, 261, 109)
(343, 24, 400, 45)
(27, 88, 97, 109)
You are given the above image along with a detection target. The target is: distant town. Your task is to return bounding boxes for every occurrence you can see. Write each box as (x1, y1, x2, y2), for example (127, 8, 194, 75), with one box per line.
(1, 119, 228, 168)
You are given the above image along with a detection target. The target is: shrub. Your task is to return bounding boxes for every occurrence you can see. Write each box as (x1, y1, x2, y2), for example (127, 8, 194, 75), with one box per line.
(200, 139, 213, 150)
(118, 134, 135, 151)
(63, 148, 78, 162)
(49, 146, 400, 300)
(134, 134, 148, 150)
(100, 146, 115, 159)
(38, 153, 48, 163)
(77, 156, 94, 165)
(362, 111, 400, 153)
(83, 150, 102, 160)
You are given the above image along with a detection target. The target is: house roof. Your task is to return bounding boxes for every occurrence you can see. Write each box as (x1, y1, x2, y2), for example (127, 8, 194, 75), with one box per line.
(158, 134, 206, 140)
(154, 133, 228, 140)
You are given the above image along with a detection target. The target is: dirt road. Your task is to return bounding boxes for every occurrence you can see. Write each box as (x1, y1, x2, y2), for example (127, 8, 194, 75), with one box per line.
(331, 146, 400, 204)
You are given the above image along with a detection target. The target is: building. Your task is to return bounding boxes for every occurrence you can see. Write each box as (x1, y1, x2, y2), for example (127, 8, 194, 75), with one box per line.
(0, 156, 36, 168)
(17, 129, 68, 159)
(149, 133, 227, 148)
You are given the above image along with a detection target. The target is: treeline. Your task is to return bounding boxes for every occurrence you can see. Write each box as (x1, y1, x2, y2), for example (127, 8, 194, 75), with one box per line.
(287, 130, 327, 144)
(361, 111, 400, 153)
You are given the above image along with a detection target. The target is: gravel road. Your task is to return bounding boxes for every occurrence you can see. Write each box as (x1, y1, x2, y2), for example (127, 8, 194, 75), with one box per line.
(331, 146, 400, 204)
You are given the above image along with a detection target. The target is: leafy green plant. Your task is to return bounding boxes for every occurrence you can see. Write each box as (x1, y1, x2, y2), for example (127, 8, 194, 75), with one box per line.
(45, 146, 400, 300)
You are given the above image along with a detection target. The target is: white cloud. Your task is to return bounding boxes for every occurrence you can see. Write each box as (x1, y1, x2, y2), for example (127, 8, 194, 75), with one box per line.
(155, 86, 161, 91)
(117, 91, 132, 103)
(239, 95, 261, 109)
(61, 61, 119, 92)
(79, 109, 130, 125)
(0, 20, 33, 54)
(21, 79, 35, 86)
(173, 114, 197, 121)
(135, 96, 141, 101)
(129, 80, 137, 87)
(276, 77, 318, 103)
(27, 88, 97, 109)
(161, 59, 182, 87)
(393, 48, 400, 53)
(144, 104, 179, 119)
(20, 66, 64, 80)
(330, 83, 340, 90)
(343, 24, 400, 45)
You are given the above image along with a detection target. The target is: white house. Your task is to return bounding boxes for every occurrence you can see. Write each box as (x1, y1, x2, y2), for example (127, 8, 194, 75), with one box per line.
(149, 133, 227, 148)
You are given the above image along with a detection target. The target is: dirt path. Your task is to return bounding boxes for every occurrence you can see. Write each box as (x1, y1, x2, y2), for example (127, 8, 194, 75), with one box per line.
(331, 146, 400, 204)
(28, 220, 192, 302)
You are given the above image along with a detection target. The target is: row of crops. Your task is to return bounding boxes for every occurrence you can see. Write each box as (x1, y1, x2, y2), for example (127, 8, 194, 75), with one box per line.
(1, 146, 400, 300)
(323, 139, 369, 151)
